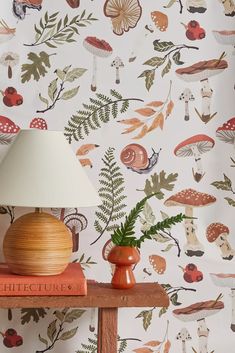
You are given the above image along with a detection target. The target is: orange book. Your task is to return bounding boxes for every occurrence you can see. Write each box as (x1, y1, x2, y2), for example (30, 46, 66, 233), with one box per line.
(0, 263, 87, 296)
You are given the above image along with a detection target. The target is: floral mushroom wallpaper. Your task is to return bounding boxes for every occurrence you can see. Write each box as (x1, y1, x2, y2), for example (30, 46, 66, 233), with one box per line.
(0, 0, 235, 352)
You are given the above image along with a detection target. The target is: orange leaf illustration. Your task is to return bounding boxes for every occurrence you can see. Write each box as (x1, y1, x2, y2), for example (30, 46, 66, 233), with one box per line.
(133, 348, 154, 353)
(146, 101, 164, 107)
(159, 113, 164, 130)
(76, 144, 99, 156)
(166, 100, 174, 117)
(149, 255, 166, 274)
(79, 158, 92, 168)
(135, 108, 156, 117)
(132, 124, 148, 139)
(148, 113, 164, 132)
(118, 118, 142, 125)
(151, 11, 168, 32)
(163, 339, 171, 353)
(122, 122, 144, 134)
(144, 340, 161, 347)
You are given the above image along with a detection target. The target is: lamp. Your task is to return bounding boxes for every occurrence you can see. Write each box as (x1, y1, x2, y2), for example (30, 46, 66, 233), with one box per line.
(0, 129, 100, 276)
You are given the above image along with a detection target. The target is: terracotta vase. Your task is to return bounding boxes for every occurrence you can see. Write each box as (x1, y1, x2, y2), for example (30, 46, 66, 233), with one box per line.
(107, 246, 140, 289)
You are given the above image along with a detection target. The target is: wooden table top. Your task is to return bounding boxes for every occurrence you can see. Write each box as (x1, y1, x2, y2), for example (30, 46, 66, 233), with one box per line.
(0, 282, 169, 308)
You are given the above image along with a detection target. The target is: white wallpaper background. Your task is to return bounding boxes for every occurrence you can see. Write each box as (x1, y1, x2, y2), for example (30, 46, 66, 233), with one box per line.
(0, 0, 235, 352)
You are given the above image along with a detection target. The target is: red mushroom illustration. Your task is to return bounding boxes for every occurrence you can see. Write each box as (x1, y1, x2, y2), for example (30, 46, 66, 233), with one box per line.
(174, 134, 215, 182)
(173, 299, 224, 353)
(0, 116, 20, 145)
(12, 0, 43, 20)
(83, 36, 113, 91)
(164, 189, 216, 257)
(210, 273, 235, 332)
(29, 118, 47, 130)
(176, 54, 228, 123)
(216, 117, 235, 148)
(206, 223, 234, 260)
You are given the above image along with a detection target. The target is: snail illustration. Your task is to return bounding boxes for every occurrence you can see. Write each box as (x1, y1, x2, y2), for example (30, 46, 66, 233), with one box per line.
(12, 0, 43, 20)
(120, 143, 161, 174)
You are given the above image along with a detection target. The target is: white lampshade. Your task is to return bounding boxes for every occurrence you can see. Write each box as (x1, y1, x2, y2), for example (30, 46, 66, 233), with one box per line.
(0, 129, 100, 208)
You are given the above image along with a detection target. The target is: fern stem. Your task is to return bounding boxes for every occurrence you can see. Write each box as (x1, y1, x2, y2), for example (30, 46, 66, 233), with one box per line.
(91, 159, 115, 245)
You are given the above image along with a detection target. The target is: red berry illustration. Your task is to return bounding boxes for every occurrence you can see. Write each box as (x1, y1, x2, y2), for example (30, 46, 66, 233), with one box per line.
(188, 20, 200, 29)
(186, 30, 196, 40)
(13, 335, 23, 347)
(185, 263, 197, 272)
(4, 87, 17, 95)
(183, 272, 194, 283)
(196, 271, 203, 282)
(181, 21, 206, 41)
(11, 94, 23, 106)
(5, 329, 17, 336)
(198, 29, 206, 39)
(3, 95, 14, 107)
(3, 336, 14, 348)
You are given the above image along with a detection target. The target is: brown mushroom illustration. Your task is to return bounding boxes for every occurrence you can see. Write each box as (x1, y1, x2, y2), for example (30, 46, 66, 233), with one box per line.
(210, 273, 235, 332)
(64, 212, 88, 252)
(0, 115, 20, 145)
(216, 117, 235, 148)
(186, 0, 207, 13)
(217, 0, 235, 16)
(173, 299, 224, 353)
(111, 56, 124, 84)
(0, 52, 19, 79)
(83, 36, 113, 91)
(179, 88, 195, 121)
(206, 223, 234, 260)
(174, 134, 215, 182)
(164, 189, 216, 257)
(176, 328, 192, 353)
(104, 0, 142, 36)
(176, 54, 228, 123)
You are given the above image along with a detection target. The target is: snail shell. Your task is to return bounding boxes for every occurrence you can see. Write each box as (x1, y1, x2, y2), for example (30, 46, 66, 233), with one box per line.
(120, 143, 148, 170)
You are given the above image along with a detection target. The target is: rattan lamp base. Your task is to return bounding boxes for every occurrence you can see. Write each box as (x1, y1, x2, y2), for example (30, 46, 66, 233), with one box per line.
(3, 211, 72, 276)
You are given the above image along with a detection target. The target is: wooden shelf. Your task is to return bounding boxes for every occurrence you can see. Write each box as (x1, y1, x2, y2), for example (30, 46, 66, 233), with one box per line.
(0, 282, 169, 308)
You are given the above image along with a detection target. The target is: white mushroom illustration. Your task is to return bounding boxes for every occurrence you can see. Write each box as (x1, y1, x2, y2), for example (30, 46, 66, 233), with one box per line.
(83, 36, 113, 91)
(216, 117, 235, 148)
(173, 299, 224, 353)
(176, 328, 192, 353)
(164, 189, 216, 257)
(176, 54, 228, 123)
(186, 0, 207, 13)
(206, 223, 234, 260)
(213, 30, 235, 53)
(210, 273, 235, 332)
(111, 56, 124, 84)
(0, 52, 19, 78)
(64, 212, 88, 252)
(217, 0, 235, 16)
(174, 134, 215, 183)
(179, 88, 195, 121)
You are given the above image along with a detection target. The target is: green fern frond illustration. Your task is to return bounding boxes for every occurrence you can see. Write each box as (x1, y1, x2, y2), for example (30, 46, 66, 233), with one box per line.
(91, 148, 127, 245)
(76, 334, 129, 353)
(64, 90, 143, 143)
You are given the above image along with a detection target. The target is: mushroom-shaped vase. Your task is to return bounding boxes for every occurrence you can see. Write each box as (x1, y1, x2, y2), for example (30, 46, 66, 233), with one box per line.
(107, 246, 140, 289)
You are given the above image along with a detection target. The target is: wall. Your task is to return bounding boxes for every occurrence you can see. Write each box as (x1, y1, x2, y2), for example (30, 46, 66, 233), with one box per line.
(0, 0, 235, 352)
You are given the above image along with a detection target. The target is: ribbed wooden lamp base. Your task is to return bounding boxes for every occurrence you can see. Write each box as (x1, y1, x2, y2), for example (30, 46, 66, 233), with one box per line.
(3, 212, 72, 276)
